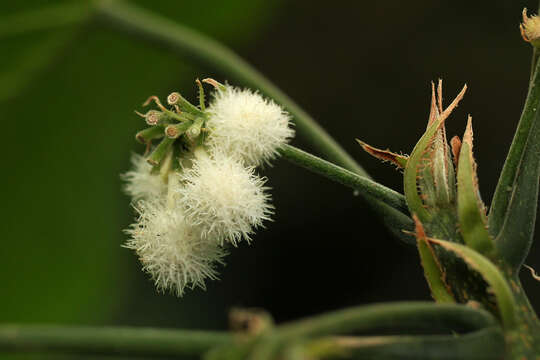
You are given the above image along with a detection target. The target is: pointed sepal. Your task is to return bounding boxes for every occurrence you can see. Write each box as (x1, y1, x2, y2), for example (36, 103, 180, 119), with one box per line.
(456, 117, 495, 256)
(357, 140, 408, 169)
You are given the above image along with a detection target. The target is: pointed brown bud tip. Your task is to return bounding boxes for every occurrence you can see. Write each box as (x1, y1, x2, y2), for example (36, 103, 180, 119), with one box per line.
(202, 78, 226, 91)
(167, 92, 181, 105)
(165, 125, 179, 139)
(521, 8, 540, 47)
(450, 135, 462, 169)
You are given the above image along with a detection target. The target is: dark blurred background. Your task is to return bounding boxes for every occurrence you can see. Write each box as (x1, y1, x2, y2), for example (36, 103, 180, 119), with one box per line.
(1, 0, 540, 358)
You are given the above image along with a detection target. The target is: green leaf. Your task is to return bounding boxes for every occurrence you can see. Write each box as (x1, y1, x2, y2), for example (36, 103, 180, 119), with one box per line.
(488, 57, 540, 270)
(456, 117, 495, 256)
(427, 239, 516, 329)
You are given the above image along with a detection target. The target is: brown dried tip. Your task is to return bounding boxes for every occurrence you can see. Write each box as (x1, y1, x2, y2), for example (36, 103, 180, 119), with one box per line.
(202, 78, 223, 89)
(520, 8, 540, 45)
(427, 80, 466, 128)
(440, 84, 467, 122)
(143, 95, 167, 111)
(357, 139, 408, 169)
(450, 135, 462, 170)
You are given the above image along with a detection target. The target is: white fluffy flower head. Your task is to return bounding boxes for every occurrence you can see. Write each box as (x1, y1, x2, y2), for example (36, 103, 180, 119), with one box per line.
(124, 199, 225, 296)
(206, 85, 295, 166)
(122, 154, 167, 201)
(176, 151, 273, 246)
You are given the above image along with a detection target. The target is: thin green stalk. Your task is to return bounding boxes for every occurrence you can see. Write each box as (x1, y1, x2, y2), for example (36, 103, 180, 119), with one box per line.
(280, 145, 408, 213)
(0, 325, 232, 357)
(280, 144, 414, 244)
(95, 0, 368, 177)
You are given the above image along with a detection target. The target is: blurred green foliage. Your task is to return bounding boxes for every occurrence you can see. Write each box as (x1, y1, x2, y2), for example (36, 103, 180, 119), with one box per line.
(4, 1, 540, 359)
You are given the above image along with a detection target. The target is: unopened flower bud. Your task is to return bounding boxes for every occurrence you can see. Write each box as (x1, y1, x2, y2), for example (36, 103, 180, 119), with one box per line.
(145, 110, 162, 126)
(520, 8, 540, 47)
(167, 92, 181, 105)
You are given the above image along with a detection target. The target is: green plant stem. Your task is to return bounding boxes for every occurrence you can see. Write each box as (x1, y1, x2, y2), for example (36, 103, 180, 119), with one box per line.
(95, 0, 368, 177)
(0, 303, 499, 358)
(280, 145, 408, 213)
(0, 325, 232, 357)
(280, 144, 414, 243)
(276, 302, 498, 339)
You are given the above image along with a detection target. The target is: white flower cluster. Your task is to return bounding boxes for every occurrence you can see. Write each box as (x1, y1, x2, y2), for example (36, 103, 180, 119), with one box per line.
(123, 83, 294, 296)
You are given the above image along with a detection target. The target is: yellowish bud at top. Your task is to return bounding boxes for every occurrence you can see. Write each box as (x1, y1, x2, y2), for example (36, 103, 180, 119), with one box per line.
(520, 8, 540, 47)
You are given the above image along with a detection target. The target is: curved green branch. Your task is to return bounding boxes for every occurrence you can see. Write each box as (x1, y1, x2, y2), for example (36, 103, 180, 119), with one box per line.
(276, 302, 498, 339)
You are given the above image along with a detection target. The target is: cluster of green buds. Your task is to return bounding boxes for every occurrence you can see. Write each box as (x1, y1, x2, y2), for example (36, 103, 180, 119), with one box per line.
(134, 79, 222, 178)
